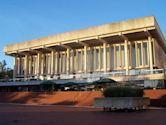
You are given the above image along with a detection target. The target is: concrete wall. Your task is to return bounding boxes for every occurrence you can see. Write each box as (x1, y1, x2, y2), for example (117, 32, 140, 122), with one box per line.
(4, 16, 156, 53)
(154, 39, 166, 69)
(144, 89, 166, 107)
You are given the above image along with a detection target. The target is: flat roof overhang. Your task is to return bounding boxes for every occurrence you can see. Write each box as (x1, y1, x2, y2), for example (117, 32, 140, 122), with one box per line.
(4, 16, 166, 56)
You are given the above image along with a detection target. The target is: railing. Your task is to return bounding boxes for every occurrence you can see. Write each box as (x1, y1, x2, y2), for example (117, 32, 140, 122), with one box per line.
(0, 69, 165, 83)
(129, 69, 165, 75)
(74, 69, 166, 81)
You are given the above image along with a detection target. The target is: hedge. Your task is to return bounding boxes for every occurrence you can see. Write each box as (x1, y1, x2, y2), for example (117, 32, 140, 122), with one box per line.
(103, 86, 144, 97)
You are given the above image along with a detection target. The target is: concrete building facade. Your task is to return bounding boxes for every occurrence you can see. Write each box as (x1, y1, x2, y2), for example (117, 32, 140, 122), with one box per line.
(4, 16, 166, 88)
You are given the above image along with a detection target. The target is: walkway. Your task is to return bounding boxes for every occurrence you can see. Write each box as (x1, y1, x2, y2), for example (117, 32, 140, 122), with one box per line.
(0, 103, 166, 125)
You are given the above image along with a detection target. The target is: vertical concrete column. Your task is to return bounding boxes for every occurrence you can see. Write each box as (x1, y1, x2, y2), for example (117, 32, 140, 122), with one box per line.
(75, 50, 78, 73)
(59, 53, 62, 74)
(54, 52, 57, 74)
(37, 53, 41, 77)
(32, 56, 35, 75)
(141, 41, 144, 67)
(43, 54, 46, 75)
(40, 54, 43, 75)
(129, 43, 132, 68)
(119, 44, 122, 68)
(135, 42, 138, 67)
(66, 48, 70, 74)
(55, 52, 59, 74)
(13, 56, 18, 78)
(80, 49, 83, 72)
(47, 54, 51, 74)
(103, 43, 107, 72)
(124, 39, 129, 75)
(28, 56, 32, 75)
(99, 47, 101, 71)
(90, 47, 93, 72)
(148, 36, 153, 73)
(70, 50, 74, 73)
(64, 52, 67, 73)
(24, 55, 29, 78)
(32, 55, 34, 75)
(93, 47, 96, 71)
(51, 50, 55, 75)
(84, 46, 87, 73)
(17, 57, 21, 75)
(45, 54, 48, 75)
(113, 45, 116, 68)
(108, 44, 111, 70)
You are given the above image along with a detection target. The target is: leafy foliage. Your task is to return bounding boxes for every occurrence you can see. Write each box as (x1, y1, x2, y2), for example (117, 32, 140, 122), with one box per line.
(103, 86, 144, 97)
(0, 60, 7, 72)
(0, 60, 13, 79)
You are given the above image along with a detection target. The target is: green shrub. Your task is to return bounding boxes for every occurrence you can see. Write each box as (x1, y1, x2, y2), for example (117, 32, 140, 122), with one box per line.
(103, 87, 144, 97)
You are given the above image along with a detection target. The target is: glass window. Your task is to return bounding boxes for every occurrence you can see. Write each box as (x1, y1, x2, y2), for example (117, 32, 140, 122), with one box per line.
(121, 45, 125, 67)
(115, 46, 120, 68)
(95, 48, 100, 69)
(100, 48, 103, 69)
(137, 43, 142, 66)
(131, 44, 136, 67)
(143, 42, 148, 65)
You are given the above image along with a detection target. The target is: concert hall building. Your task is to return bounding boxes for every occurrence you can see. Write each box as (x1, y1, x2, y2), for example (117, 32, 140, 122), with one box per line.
(3, 16, 166, 88)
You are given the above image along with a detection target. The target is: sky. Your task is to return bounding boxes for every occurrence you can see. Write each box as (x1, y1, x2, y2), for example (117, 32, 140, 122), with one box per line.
(0, 0, 166, 68)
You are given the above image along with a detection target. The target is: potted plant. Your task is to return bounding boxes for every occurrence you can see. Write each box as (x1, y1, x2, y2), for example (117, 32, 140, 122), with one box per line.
(94, 86, 150, 111)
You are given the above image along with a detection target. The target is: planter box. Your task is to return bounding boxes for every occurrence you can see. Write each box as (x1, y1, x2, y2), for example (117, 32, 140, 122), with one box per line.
(94, 97, 150, 111)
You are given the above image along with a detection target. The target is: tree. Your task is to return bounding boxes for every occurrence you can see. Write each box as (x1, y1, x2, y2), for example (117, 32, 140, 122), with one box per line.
(0, 60, 7, 72)
(0, 60, 13, 80)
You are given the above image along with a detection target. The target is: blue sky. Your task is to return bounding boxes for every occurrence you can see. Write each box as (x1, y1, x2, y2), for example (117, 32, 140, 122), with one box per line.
(0, 0, 166, 68)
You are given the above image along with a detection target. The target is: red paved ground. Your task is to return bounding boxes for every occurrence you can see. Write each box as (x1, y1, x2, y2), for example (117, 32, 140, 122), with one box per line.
(0, 103, 166, 125)
(0, 91, 103, 106)
(1, 90, 166, 107)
